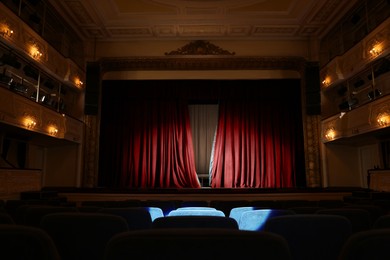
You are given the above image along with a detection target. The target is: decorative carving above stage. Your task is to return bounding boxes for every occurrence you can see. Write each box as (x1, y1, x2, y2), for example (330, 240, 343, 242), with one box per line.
(165, 40, 236, 56)
(100, 56, 306, 72)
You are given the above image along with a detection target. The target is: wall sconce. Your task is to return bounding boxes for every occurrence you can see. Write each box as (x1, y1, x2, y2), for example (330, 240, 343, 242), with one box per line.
(369, 42, 383, 57)
(75, 77, 83, 88)
(377, 112, 390, 127)
(0, 20, 13, 38)
(322, 76, 331, 87)
(29, 42, 43, 60)
(325, 127, 336, 141)
(47, 125, 59, 136)
(24, 116, 37, 129)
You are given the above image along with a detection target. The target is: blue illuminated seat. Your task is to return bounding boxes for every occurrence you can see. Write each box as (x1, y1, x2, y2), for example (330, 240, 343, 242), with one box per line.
(209, 200, 249, 216)
(142, 200, 178, 216)
(146, 207, 164, 221)
(168, 209, 225, 217)
(229, 206, 260, 225)
(176, 207, 217, 211)
(104, 228, 292, 260)
(238, 209, 295, 231)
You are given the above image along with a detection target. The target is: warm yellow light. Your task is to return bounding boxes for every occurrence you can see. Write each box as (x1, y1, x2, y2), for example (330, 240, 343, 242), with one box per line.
(322, 76, 331, 87)
(325, 128, 336, 140)
(370, 43, 383, 57)
(0, 22, 13, 38)
(48, 125, 59, 136)
(30, 44, 42, 60)
(75, 77, 83, 88)
(24, 116, 37, 129)
(377, 112, 390, 127)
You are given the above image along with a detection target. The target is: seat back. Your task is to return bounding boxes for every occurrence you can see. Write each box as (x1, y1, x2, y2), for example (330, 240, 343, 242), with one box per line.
(264, 214, 352, 260)
(40, 212, 129, 260)
(339, 229, 390, 260)
(152, 216, 238, 229)
(23, 205, 78, 227)
(229, 206, 259, 225)
(316, 208, 371, 232)
(104, 228, 292, 260)
(0, 224, 60, 260)
(98, 207, 152, 230)
(145, 207, 164, 221)
(168, 209, 225, 217)
(239, 209, 295, 231)
(0, 213, 15, 224)
(373, 214, 390, 229)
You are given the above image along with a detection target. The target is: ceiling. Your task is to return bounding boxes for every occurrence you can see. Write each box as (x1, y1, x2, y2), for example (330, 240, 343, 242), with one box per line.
(48, 0, 358, 41)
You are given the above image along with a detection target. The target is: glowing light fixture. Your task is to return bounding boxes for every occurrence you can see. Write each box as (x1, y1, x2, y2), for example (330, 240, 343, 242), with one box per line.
(325, 127, 336, 141)
(377, 112, 390, 127)
(75, 77, 83, 88)
(322, 76, 331, 87)
(24, 116, 37, 129)
(0, 20, 13, 38)
(29, 41, 43, 60)
(48, 125, 59, 136)
(369, 44, 382, 57)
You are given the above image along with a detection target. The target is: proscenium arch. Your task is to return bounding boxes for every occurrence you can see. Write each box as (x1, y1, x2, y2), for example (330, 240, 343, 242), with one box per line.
(83, 56, 322, 188)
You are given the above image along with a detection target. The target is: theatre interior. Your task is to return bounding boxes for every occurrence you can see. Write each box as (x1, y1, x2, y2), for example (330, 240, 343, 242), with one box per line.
(1, 0, 390, 259)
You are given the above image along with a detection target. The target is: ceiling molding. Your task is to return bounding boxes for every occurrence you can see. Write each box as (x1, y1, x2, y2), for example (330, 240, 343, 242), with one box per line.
(48, 0, 358, 41)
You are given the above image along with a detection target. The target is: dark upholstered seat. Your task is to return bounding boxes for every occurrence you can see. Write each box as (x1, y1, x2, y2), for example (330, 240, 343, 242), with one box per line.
(104, 228, 292, 260)
(0, 224, 60, 260)
(40, 212, 129, 260)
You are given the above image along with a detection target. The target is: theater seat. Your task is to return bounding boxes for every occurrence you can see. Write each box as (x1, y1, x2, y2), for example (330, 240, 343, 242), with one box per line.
(373, 214, 390, 229)
(316, 208, 371, 233)
(23, 205, 79, 227)
(238, 209, 295, 231)
(339, 229, 390, 260)
(104, 228, 292, 260)
(40, 212, 129, 260)
(0, 213, 15, 224)
(98, 207, 152, 230)
(229, 206, 260, 225)
(146, 207, 164, 221)
(152, 216, 238, 229)
(168, 209, 225, 216)
(264, 214, 352, 260)
(0, 224, 60, 260)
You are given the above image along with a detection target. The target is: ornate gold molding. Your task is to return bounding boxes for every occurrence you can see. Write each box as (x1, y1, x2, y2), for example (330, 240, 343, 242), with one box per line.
(165, 40, 235, 55)
(100, 56, 306, 72)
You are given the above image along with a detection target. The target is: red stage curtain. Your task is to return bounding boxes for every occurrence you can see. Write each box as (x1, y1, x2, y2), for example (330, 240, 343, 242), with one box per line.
(99, 80, 305, 189)
(210, 84, 303, 188)
(99, 82, 200, 188)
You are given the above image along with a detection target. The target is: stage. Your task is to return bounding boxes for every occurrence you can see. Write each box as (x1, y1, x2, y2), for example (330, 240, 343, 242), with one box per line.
(27, 187, 371, 207)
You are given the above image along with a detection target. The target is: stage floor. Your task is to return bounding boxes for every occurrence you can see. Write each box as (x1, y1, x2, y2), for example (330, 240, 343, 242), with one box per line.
(36, 187, 366, 206)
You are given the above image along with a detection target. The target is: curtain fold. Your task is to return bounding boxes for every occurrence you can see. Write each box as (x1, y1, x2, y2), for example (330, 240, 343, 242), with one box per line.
(210, 81, 304, 188)
(99, 82, 201, 188)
